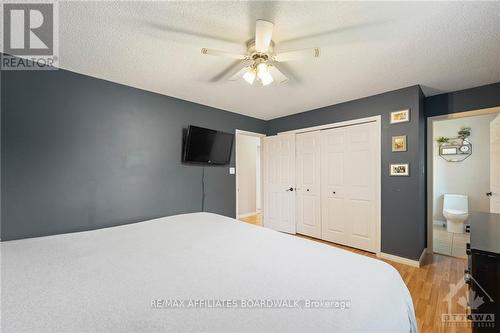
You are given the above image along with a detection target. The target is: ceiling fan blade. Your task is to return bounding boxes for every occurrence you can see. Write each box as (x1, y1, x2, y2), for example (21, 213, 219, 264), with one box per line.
(210, 60, 251, 82)
(141, 20, 242, 45)
(228, 64, 252, 81)
(255, 20, 274, 53)
(268, 64, 289, 84)
(201, 48, 247, 60)
(274, 48, 320, 62)
(279, 21, 386, 45)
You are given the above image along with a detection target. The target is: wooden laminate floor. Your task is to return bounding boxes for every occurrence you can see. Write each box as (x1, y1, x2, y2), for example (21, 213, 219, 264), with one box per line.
(239, 216, 471, 333)
(239, 213, 262, 225)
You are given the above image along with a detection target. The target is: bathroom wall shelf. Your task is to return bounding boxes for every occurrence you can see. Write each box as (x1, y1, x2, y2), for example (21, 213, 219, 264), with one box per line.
(439, 138, 472, 162)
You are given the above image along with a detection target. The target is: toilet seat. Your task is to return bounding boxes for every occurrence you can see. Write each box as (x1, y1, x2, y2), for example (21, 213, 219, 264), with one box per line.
(443, 208, 468, 217)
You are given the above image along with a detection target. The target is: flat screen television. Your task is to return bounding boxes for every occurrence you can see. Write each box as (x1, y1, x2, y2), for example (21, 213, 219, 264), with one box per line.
(183, 125, 234, 165)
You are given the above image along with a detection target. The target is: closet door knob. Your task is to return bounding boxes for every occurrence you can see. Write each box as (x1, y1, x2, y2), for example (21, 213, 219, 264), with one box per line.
(333, 191, 336, 194)
(486, 192, 493, 197)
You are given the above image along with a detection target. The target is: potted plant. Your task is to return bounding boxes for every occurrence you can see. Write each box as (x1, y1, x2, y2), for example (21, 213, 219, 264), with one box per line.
(436, 136, 450, 145)
(458, 127, 471, 140)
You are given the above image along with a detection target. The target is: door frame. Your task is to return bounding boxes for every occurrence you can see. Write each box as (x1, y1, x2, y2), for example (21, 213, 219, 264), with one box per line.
(278, 115, 382, 254)
(426, 106, 500, 254)
(235, 129, 266, 219)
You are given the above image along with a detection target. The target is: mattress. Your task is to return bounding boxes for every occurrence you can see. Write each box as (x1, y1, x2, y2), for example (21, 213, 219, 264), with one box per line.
(0, 212, 417, 332)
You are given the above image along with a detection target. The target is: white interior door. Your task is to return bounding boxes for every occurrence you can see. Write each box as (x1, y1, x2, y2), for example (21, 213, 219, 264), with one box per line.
(263, 134, 296, 233)
(296, 131, 321, 238)
(490, 115, 500, 213)
(321, 122, 378, 252)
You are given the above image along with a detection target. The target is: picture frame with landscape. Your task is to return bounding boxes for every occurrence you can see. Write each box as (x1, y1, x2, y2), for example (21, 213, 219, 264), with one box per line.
(390, 109, 410, 124)
(392, 135, 407, 152)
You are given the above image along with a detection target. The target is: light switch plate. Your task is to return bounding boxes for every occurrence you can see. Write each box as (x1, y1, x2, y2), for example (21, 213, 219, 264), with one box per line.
(229, 167, 235, 175)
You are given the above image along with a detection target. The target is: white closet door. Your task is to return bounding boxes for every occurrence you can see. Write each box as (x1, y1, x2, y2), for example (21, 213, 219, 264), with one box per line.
(491, 115, 500, 213)
(321, 122, 378, 252)
(346, 123, 377, 252)
(296, 131, 321, 238)
(263, 134, 296, 234)
(321, 127, 349, 245)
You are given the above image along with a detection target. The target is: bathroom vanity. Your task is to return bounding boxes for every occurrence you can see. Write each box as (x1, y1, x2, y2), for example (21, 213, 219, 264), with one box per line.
(466, 212, 500, 332)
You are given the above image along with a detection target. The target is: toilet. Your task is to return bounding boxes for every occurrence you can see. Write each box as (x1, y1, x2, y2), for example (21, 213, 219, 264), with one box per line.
(442, 194, 469, 234)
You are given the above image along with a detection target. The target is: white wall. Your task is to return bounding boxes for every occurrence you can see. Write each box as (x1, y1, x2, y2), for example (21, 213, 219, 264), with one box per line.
(433, 113, 498, 221)
(237, 134, 261, 216)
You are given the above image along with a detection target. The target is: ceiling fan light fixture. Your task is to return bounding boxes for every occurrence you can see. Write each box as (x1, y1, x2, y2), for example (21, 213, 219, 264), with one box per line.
(242, 68, 256, 85)
(256, 63, 273, 86)
(201, 19, 319, 86)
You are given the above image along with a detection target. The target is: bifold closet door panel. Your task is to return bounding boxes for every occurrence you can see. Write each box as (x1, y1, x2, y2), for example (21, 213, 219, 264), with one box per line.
(296, 131, 321, 238)
(345, 123, 377, 252)
(320, 122, 377, 252)
(320, 127, 349, 246)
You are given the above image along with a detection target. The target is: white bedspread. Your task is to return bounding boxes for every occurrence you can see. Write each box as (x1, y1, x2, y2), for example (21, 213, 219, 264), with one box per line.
(1, 213, 417, 332)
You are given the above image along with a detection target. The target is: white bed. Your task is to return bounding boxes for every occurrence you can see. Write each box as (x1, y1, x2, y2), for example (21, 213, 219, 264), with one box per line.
(1, 213, 417, 332)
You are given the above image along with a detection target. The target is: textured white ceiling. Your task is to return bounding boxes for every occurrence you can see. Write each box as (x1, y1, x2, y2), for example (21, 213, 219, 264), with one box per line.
(12, 1, 500, 120)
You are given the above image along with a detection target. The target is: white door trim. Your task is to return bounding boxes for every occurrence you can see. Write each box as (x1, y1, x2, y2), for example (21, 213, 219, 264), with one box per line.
(374, 118, 382, 255)
(426, 106, 500, 254)
(235, 129, 266, 219)
(278, 116, 381, 255)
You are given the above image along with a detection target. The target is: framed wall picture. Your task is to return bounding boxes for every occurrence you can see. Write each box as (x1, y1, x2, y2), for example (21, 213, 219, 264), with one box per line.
(390, 109, 410, 124)
(390, 163, 409, 176)
(392, 135, 407, 152)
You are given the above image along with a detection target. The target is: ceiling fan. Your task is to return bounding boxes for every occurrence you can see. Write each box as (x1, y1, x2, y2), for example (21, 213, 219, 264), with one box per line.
(201, 20, 320, 86)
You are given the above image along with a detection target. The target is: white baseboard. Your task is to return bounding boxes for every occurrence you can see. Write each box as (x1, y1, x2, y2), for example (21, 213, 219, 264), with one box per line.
(377, 248, 427, 268)
(237, 212, 259, 219)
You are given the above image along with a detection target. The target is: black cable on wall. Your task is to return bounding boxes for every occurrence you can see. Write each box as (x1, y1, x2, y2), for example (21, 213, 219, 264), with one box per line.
(201, 166, 205, 212)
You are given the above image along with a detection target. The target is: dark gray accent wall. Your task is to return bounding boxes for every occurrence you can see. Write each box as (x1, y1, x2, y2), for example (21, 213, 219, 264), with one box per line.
(425, 83, 500, 117)
(1, 68, 266, 240)
(3, 60, 497, 260)
(267, 86, 426, 260)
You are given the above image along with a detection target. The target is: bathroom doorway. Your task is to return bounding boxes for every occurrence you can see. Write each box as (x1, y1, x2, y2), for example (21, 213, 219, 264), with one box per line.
(427, 107, 500, 258)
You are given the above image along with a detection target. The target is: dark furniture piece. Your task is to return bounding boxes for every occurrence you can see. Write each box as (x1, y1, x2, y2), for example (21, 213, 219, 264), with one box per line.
(466, 212, 500, 332)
